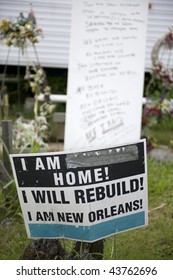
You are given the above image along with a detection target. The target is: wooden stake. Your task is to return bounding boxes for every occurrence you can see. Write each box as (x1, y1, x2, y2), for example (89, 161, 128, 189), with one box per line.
(1, 120, 13, 174)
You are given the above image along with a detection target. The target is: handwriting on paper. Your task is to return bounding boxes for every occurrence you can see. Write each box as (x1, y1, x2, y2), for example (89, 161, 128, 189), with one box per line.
(65, 0, 148, 150)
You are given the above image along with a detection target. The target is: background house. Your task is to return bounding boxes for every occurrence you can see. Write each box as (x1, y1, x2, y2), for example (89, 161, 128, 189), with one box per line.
(0, 0, 173, 71)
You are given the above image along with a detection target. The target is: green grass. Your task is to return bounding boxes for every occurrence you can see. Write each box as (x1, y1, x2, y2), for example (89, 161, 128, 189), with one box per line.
(105, 158, 173, 260)
(0, 157, 173, 259)
(0, 220, 31, 260)
(151, 130, 173, 146)
(147, 116, 173, 147)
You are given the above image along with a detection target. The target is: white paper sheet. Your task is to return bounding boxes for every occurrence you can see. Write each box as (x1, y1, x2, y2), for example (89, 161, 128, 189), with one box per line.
(65, 0, 148, 150)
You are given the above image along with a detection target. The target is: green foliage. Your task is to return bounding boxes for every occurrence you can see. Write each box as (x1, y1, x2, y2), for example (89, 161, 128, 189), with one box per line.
(143, 74, 173, 147)
(47, 75, 67, 113)
(0, 180, 21, 222)
(0, 138, 21, 222)
(145, 74, 173, 99)
(47, 75, 67, 95)
(0, 221, 30, 260)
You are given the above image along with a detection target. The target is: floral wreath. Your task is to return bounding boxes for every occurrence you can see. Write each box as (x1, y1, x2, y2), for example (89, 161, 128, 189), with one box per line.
(151, 28, 173, 86)
(0, 7, 43, 51)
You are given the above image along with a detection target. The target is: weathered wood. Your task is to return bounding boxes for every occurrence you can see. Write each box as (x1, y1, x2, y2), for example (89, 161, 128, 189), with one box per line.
(53, 112, 65, 142)
(0, 85, 6, 120)
(1, 120, 13, 174)
(53, 112, 65, 123)
(3, 92, 9, 120)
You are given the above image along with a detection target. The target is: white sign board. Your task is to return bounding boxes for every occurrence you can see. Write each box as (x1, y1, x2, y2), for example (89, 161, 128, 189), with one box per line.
(65, 0, 148, 150)
(10, 139, 148, 242)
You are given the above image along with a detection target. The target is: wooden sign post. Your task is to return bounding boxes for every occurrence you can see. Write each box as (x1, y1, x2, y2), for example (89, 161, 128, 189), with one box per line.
(1, 120, 13, 174)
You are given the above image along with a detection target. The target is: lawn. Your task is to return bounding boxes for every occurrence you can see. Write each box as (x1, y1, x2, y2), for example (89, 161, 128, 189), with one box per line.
(108, 158, 173, 260)
(0, 157, 173, 260)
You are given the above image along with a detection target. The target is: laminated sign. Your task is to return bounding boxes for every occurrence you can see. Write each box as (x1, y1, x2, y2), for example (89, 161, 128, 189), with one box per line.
(10, 139, 148, 242)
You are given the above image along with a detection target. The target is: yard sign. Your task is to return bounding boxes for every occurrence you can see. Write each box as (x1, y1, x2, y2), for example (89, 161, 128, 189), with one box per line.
(65, 0, 148, 150)
(10, 139, 148, 242)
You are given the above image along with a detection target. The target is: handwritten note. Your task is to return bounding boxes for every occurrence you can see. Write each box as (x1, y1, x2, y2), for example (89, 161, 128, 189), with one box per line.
(65, 0, 148, 150)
